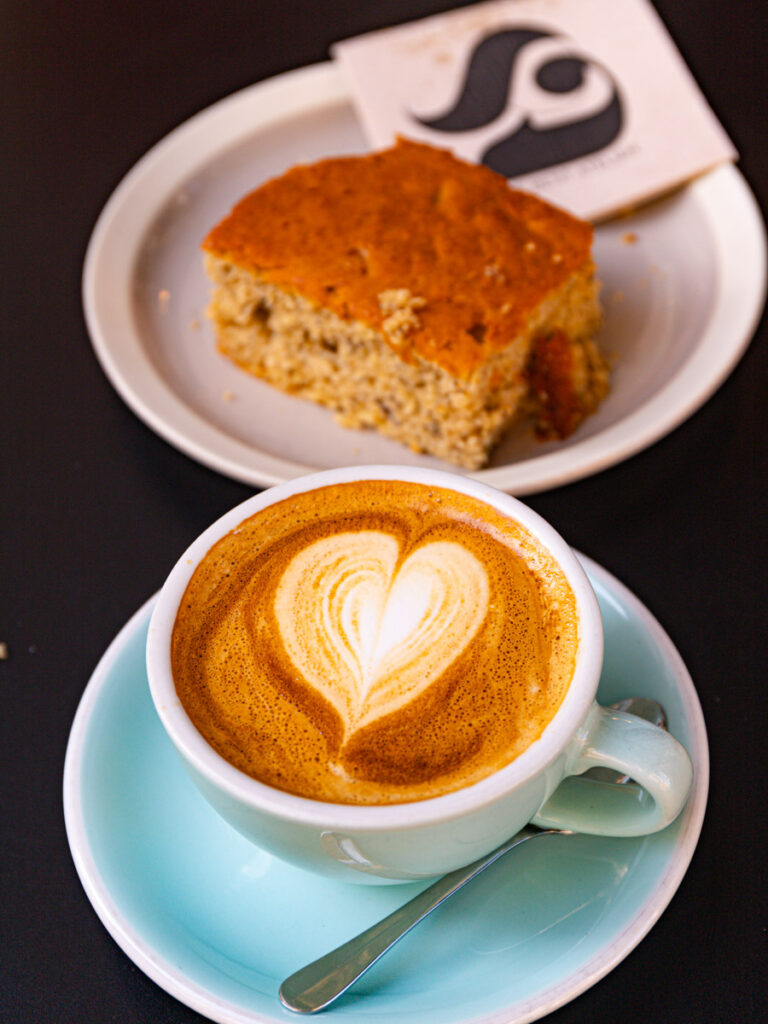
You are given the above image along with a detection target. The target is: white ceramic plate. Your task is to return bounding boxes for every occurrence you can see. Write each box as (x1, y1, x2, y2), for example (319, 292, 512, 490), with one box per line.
(83, 62, 766, 494)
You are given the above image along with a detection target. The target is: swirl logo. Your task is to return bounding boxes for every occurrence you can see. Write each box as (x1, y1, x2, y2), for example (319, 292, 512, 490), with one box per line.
(412, 26, 623, 178)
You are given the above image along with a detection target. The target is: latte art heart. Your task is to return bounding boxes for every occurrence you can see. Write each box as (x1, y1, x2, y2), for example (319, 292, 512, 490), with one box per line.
(275, 532, 490, 735)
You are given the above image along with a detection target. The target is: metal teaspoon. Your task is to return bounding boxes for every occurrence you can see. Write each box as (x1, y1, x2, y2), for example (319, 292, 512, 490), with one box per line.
(279, 697, 667, 1014)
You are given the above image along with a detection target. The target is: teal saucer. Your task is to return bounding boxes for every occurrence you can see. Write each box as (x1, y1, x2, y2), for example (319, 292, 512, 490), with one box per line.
(63, 556, 708, 1024)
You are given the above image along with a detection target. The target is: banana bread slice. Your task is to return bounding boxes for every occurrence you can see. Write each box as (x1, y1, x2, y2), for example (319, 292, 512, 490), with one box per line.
(202, 139, 607, 469)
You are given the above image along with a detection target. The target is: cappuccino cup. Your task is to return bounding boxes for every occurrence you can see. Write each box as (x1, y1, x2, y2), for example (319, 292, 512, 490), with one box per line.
(147, 466, 692, 882)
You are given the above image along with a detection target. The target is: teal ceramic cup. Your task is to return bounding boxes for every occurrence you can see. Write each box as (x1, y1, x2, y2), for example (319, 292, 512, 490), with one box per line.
(147, 466, 693, 883)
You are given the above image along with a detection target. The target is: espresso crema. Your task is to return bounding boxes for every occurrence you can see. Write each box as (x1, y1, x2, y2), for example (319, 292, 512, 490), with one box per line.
(171, 481, 579, 804)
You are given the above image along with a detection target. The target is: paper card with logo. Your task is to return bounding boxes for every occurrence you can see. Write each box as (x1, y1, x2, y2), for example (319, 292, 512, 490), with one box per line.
(332, 0, 736, 221)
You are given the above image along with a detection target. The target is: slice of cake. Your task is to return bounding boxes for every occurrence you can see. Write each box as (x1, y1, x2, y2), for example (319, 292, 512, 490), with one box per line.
(202, 138, 607, 469)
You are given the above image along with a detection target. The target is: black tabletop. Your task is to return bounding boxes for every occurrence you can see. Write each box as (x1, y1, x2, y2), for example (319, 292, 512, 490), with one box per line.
(2, 2, 766, 1021)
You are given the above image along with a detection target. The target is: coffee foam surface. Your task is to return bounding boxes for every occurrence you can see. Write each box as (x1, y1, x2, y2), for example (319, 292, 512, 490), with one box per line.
(171, 481, 578, 805)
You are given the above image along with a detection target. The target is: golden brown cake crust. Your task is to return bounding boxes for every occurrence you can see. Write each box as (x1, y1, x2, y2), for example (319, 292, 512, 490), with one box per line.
(202, 138, 594, 378)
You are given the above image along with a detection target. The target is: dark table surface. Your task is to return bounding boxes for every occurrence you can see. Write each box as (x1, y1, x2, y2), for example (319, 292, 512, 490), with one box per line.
(3, 1, 766, 1021)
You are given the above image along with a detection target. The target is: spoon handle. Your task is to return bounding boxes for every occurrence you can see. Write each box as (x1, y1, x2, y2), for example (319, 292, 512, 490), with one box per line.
(279, 825, 552, 1014)
(280, 698, 665, 1014)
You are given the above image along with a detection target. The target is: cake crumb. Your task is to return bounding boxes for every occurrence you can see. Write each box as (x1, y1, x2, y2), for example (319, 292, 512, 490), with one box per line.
(378, 289, 426, 343)
(622, 231, 638, 245)
(158, 289, 171, 313)
(483, 263, 505, 281)
(222, 390, 235, 402)
(0, 642, 8, 660)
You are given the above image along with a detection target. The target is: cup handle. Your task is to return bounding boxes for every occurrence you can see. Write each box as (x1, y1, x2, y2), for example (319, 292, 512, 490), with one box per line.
(532, 704, 694, 836)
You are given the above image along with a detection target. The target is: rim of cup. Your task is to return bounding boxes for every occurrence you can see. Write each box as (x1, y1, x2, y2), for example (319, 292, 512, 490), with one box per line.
(146, 465, 604, 830)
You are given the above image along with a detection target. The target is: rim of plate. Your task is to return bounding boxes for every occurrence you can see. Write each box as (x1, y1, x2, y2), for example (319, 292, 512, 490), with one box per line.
(63, 557, 709, 1024)
(82, 61, 766, 494)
